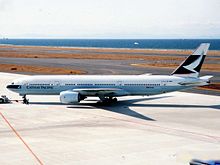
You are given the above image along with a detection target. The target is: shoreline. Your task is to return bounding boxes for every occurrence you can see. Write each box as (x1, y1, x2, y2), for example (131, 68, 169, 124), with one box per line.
(1, 44, 220, 54)
(0, 45, 220, 61)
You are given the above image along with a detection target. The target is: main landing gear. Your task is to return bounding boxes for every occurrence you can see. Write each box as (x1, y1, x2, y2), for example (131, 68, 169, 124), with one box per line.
(98, 96, 118, 104)
(22, 95, 29, 104)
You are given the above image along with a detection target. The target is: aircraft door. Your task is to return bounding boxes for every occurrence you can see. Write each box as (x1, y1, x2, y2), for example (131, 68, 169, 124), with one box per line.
(116, 81, 123, 87)
(55, 81, 60, 86)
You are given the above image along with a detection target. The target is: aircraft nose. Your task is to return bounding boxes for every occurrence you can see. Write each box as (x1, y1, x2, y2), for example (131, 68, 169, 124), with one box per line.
(6, 85, 21, 89)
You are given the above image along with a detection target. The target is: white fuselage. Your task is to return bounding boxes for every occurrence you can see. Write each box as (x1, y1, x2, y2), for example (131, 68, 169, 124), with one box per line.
(7, 74, 206, 97)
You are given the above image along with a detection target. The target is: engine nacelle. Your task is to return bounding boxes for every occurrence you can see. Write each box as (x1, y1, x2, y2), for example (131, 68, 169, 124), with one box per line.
(60, 91, 80, 104)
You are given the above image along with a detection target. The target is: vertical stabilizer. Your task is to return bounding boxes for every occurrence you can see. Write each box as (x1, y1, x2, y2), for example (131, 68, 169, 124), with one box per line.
(171, 43, 210, 77)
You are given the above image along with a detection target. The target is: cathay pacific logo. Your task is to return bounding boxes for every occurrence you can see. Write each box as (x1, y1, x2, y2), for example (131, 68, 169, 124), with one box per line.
(183, 54, 203, 73)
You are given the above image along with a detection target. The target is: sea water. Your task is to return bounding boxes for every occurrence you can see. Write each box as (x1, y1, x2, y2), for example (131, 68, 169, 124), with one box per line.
(0, 39, 220, 50)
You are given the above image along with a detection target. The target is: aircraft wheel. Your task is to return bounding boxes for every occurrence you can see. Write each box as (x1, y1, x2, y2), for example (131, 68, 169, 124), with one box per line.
(113, 98, 117, 102)
(22, 95, 29, 105)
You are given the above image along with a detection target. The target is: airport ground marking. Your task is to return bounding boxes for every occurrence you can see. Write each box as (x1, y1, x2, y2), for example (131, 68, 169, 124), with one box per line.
(79, 109, 220, 143)
(110, 117, 220, 143)
(0, 111, 44, 165)
(117, 117, 220, 143)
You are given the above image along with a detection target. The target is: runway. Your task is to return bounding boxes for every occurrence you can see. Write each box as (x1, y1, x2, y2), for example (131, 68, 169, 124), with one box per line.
(0, 72, 220, 165)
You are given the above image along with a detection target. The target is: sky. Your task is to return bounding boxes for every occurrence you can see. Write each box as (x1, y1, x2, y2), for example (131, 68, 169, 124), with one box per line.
(0, 0, 220, 39)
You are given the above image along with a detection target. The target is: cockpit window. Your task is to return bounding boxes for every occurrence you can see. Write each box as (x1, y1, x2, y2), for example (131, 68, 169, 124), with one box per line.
(7, 85, 21, 89)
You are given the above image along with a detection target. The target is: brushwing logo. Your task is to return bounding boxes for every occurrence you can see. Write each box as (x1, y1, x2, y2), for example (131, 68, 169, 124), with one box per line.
(183, 50, 204, 73)
(183, 54, 203, 73)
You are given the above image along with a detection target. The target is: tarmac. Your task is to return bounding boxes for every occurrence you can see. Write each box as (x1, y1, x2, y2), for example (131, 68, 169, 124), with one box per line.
(0, 72, 220, 165)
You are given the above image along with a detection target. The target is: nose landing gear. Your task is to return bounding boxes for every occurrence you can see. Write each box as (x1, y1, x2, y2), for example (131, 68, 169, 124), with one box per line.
(22, 95, 29, 104)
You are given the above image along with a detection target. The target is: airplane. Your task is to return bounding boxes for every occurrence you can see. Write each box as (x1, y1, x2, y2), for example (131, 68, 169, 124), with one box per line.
(6, 43, 212, 105)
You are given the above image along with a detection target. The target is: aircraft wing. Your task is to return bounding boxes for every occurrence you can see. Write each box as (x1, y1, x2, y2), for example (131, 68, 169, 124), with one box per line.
(73, 88, 128, 96)
(140, 73, 152, 76)
(178, 82, 202, 86)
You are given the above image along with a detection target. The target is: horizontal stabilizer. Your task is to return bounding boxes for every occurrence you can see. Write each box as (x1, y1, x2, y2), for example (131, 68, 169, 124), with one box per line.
(199, 75, 213, 80)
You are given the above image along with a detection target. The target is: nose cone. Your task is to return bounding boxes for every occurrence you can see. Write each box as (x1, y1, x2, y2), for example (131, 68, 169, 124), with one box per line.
(6, 85, 21, 90)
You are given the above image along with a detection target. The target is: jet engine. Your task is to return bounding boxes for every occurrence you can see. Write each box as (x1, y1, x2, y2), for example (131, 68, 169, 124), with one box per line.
(60, 91, 81, 104)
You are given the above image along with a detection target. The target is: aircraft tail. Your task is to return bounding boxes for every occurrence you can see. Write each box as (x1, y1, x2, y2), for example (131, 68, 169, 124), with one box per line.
(171, 43, 210, 77)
